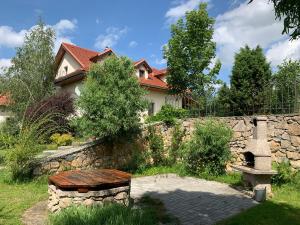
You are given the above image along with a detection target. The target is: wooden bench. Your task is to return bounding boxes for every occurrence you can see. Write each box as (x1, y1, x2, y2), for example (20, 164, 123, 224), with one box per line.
(48, 169, 131, 212)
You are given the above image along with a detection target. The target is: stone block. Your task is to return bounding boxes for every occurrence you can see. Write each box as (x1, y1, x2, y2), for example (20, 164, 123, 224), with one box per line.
(287, 151, 300, 160)
(291, 136, 300, 147)
(288, 124, 300, 136)
(290, 160, 300, 168)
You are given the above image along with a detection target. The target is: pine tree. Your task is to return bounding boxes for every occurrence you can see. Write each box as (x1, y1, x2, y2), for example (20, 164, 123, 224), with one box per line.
(230, 45, 272, 115)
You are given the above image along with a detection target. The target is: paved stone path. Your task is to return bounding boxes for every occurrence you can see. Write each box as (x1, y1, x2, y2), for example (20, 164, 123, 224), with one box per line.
(22, 174, 257, 225)
(131, 174, 257, 225)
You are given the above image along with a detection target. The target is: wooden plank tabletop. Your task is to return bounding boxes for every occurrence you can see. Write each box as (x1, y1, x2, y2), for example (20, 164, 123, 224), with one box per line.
(49, 169, 131, 191)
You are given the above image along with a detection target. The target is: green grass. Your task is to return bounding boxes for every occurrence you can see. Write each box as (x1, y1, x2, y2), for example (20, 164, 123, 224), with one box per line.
(133, 164, 242, 186)
(49, 196, 179, 225)
(0, 169, 48, 225)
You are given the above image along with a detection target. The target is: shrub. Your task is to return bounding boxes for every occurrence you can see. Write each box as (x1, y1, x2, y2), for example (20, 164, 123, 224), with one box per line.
(50, 133, 73, 146)
(147, 126, 165, 166)
(25, 92, 74, 134)
(49, 204, 159, 225)
(74, 57, 147, 141)
(146, 104, 187, 126)
(272, 160, 295, 185)
(182, 119, 232, 176)
(168, 123, 185, 164)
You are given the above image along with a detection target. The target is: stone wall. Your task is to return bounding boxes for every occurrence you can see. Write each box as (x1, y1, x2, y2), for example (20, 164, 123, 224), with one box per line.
(48, 184, 130, 213)
(33, 140, 139, 176)
(152, 114, 300, 169)
(34, 114, 300, 175)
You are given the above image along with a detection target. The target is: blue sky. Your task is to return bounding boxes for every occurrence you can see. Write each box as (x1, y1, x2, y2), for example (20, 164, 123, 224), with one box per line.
(0, 0, 299, 83)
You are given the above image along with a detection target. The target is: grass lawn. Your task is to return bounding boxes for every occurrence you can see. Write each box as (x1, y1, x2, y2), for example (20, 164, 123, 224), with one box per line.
(0, 169, 48, 225)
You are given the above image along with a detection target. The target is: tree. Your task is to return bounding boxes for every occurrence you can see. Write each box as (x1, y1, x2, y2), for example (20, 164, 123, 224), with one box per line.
(230, 45, 272, 115)
(2, 19, 55, 117)
(272, 59, 300, 113)
(249, 0, 300, 40)
(164, 3, 221, 97)
(215, 83, 232, 116)
(74, 56, 147, 141)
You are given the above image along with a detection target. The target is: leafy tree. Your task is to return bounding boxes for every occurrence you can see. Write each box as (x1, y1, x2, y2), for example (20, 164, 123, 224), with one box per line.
(2, 19, 55, 117)
(74, 56, 147, 141)
(249, 0, 300, 40)
(230, 45, 272, 115)
(272, 59, 300, 113)
(164, 3, 221, 97)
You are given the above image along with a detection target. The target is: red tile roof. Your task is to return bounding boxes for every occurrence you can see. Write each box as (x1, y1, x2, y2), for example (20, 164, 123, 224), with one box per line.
(55, 43, 168, 90)
(0, 95, 10, 106)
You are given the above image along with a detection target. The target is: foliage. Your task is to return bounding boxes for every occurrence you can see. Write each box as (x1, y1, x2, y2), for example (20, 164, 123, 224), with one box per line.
(272, 59, 300, 114)
(146, 104, 187, 125)
(230, 45, 272, 115)
(3, 112, 61, 181)
(249, 0, 300, 40)
(74, 56, 147, 141)
(49, 204, 159, 225)
(182, 120, 232, 176)
(168, 123, 185, 164)
(0, 19, 55, 118)
(147, 126, 165, 166)
(0, 117, 20, 137)
(215, 83, 232, 116)
(0, 169, 48, 225)
(271, 160, 295, 185)
(25, 92, 74, 133)
(50, 133, 73, 146)
(164, 3, 221, 97)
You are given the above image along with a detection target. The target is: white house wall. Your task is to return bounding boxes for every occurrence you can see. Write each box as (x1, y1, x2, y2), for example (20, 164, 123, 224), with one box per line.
(56, 52, 81, 79)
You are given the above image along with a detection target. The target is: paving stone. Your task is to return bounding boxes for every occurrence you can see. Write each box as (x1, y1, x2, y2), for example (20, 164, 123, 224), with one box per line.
(130, 174, 257, 225)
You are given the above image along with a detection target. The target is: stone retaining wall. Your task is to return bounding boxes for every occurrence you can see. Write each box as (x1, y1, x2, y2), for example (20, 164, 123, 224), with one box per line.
(34, 114, 300, 175)
(33, 140, 137, 176)
(153, 114, 300, 169)
(48, 185, 130, 213)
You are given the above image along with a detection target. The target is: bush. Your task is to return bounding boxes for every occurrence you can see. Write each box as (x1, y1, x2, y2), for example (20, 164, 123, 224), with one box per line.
(168, 123, 185, 164)
(182, 119, 232, 176)
(74, 57, 147, 141)
(25, 92, 74, 134)
(272, 160, 295, 185)
(146, 104, 187, 126)
(49, 204, 159, 225)
(147, 126, 165, 166)
(50, 133, 73, 146)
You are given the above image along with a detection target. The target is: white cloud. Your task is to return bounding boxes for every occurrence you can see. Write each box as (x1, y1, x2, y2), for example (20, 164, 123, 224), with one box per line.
(94, 27, 128, 50)
(155, 58, 167, 65)
(165, 0, 209, 24)
(52, 19, 77, 52)
(214, 0, 300, 67)
(129, 41, 138, 48)
(0, 19, 77, 53)
(96, 18, 101, 24)
(0, 58, 11, 73)
(0, 26, 27, 48)
(266, 39, 300, 67)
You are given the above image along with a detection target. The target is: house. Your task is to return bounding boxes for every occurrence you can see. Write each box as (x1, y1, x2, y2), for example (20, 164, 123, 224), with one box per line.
(54, 43, 182, 115)
(0, 94, 10, 124)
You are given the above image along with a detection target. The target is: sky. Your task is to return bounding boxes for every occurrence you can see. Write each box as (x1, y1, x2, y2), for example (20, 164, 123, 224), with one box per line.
(0, 0, 300, 83)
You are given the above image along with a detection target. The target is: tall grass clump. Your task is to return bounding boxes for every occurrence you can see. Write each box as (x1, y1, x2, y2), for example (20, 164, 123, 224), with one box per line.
(182, 119, 233, 176)
(49, 204, 159, 225)
(1, 110, 63, 181)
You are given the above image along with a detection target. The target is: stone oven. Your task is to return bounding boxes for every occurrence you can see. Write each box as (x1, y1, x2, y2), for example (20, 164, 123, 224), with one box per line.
(233, 116, 277, 195)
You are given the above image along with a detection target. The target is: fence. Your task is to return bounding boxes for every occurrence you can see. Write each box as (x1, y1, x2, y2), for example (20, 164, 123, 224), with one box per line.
(172, 78, 300, 117)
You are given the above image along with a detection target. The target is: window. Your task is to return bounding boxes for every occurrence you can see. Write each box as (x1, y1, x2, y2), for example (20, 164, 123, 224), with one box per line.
(64, 66, 68, 75)
(139, 69, 145, 78)
(148, 102, 155, 116)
